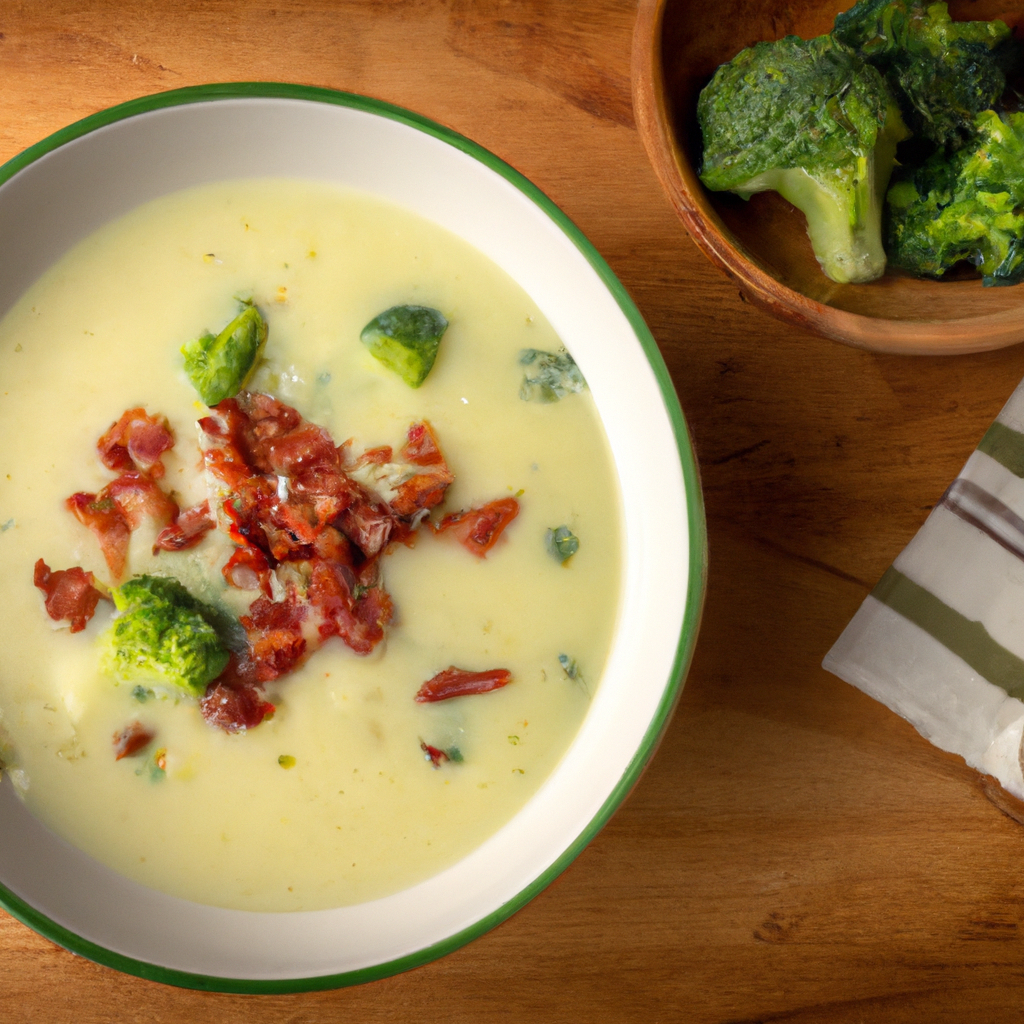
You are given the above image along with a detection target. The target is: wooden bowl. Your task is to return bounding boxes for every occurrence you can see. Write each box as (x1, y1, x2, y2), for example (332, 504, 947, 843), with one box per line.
(632, 0, 1024, 355)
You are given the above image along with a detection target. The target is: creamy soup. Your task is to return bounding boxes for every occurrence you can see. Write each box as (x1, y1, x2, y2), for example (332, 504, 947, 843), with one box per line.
(0, 179, 622, 911)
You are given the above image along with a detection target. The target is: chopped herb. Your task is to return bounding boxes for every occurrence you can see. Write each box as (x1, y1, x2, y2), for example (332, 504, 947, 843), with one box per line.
(559, 653, 589, 694)
(138, 747, 167, 781)
(0, 519, 13, 532)
(361, 304, 448, 388)
(278, 754, 296, 769)
(317, 371, 332, 384)
(508, 735, 520, 745)
(447, 747, 464, 763)
(518, 348, 586, 402)
(546, 525, 579, 564)
(559, 653, 581, 680)
(132, 685, 151, 703)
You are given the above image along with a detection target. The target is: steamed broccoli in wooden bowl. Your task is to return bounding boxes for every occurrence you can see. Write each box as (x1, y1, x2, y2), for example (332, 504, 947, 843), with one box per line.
(696, 0, 1024, 286)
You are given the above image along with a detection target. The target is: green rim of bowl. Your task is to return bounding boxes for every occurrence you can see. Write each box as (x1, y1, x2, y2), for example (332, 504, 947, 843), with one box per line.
(0, 81, 707, 993)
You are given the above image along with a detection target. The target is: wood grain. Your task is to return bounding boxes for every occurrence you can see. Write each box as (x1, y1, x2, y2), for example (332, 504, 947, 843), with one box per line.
(5, 2, 1024, 1021)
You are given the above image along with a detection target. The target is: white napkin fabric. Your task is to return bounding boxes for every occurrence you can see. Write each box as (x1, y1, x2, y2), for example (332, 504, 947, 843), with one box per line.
(824, 376, 1024, 799)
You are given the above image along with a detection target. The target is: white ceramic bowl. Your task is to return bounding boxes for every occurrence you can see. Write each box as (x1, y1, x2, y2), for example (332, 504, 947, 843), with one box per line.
(0, 84, 705, 991)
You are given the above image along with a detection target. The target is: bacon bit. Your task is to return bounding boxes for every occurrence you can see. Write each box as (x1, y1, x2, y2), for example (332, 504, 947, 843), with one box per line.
(97, 408, 174, 479)
(113, 720, 155, 760)
(307, 558, 393, 655)
(66, 491, 130, 579)
(263, 422, 340, 479)
(391, 470, 454, 518)
(241, 593, 309, 682)
(391, 422, 455, 517)
(236, 390, 302, 449)
(222, 544, 274, 597)
(336, 495, 395, 558)
(104, 470, 178, 530)
(153, 500, 216, 553)
(201, 655, 276, 732)
(312, 524, 353, 564)
(355, 445, 393, 468)
(420, 741, 449, 768)
(33, 559, 108, 632)
(433, 497, 520, 558)
(414, 666, 513, 703)
(401, 422, 446, 467)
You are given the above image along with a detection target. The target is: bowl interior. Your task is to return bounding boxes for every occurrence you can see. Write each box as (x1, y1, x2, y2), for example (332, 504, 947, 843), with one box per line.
(639, 0, 1024, 353)
(0, 88, 703, 989)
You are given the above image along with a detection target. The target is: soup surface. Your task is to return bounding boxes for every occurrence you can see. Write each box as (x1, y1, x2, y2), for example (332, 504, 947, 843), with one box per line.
(0, 179, 622, 911)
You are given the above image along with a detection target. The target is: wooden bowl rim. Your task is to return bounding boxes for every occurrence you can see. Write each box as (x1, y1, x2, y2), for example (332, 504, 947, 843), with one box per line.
(630, 0, 1024, 356)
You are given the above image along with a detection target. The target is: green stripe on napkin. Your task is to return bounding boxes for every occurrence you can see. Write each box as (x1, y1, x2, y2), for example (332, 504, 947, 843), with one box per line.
(977, 421, 1024, 478)
(872, 566, 1024, 699)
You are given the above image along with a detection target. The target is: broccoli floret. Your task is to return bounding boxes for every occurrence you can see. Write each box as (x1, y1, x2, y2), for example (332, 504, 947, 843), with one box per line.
(102, 575, 230, 696)
(886, 110, 1024, 285)
(698, 34, 909, 284)
(182, 299, 268, 406)
(834, 0, 1014, 150)
(360, 305, 448, 388)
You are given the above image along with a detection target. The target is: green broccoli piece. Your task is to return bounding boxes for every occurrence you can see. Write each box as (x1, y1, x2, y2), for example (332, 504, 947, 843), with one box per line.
(698, 34, 909, 284)
(102, 575, 230, 697)
(360, 304, 448, 387)
(519, 349, 586, 402)
(182, 299, 267, 406)
(886, 110, 1024, 285)
(834, 0, 1014, 150)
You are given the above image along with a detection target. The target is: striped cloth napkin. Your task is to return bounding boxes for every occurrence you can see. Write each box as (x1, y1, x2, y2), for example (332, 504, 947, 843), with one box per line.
(824, 377, 1024, 799)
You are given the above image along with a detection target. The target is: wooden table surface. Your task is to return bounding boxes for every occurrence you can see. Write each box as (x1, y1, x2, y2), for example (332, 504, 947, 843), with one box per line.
(6, 2, 1024, 1021)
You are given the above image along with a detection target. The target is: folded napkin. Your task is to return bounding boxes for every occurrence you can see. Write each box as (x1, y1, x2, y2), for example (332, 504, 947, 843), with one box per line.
(824, 376, 1024, 800)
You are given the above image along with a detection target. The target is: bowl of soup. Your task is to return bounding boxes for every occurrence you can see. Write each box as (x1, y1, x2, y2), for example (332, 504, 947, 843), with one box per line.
(0, 83, 705, 990)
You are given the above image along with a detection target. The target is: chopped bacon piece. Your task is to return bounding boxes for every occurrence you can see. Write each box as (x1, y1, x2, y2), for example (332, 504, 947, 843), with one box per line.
(420, 741, 450, 768)
(248, 629, 307, 682)
(105, 471, 178, 530)
(391, 422, 455, 517)
(113, 721, 155, 760)
(66, 492, 130, 579)
(337, 493, 395, 558)
(198, 401, 257, 490)
(415, 666, 513, 702)
(235, 390, 301, 452)
(68, 471, 180, 579)
(263, 422, 340, 479)
(355, 445, 393, 468)
(222, 545, 273, 597)
(200, 655, 275, 732)
(433, 497, 520, 558)
(307, 558, 392, 655)
(241, 593, 309, 682)
(401, 422, 446, 467)
(391, 470, 454, 518)
(154, 500, 216, 553)
(312, 525, 353, 564)
(33, 559, 107, 633)
(97, 408, 174, 479)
